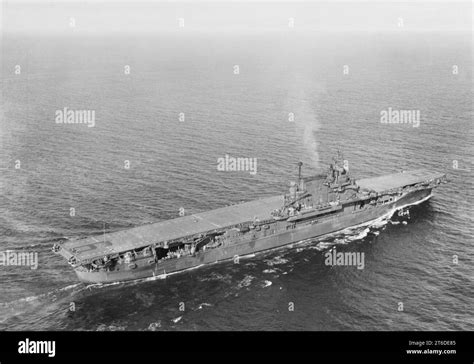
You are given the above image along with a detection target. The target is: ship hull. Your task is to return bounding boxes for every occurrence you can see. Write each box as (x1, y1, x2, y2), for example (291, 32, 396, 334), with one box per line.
(75, 187, 432, 283)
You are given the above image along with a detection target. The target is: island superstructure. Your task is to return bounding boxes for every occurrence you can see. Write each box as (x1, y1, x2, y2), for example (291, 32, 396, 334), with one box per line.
(53, 154, 447, 283)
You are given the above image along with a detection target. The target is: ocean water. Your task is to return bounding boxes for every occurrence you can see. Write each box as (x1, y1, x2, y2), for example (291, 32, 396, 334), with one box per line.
(0, 30, 472, 331)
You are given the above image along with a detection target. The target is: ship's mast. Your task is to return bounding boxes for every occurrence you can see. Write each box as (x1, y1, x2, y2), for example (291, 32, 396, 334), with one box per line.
(297, 162, 303, 182)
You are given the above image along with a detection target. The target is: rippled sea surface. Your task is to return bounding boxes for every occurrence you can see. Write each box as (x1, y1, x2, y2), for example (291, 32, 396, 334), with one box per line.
(0, 31, 472, 331)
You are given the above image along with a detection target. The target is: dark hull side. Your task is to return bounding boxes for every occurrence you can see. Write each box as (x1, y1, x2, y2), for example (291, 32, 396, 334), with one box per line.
(76, 188, 432, 283)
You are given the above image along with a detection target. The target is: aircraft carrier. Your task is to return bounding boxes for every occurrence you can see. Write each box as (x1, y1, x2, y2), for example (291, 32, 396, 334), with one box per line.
(53, 154, 447, 283)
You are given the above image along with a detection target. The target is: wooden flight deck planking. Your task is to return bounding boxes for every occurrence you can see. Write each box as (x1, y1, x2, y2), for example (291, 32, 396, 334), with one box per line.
(61, 195, 285, 262)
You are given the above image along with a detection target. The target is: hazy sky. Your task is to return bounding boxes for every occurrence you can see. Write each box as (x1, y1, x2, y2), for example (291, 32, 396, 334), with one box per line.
(1, 1, 472, 34)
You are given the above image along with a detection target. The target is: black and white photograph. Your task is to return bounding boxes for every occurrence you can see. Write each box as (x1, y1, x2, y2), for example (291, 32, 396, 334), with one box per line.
(0, 0, 472, 359)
